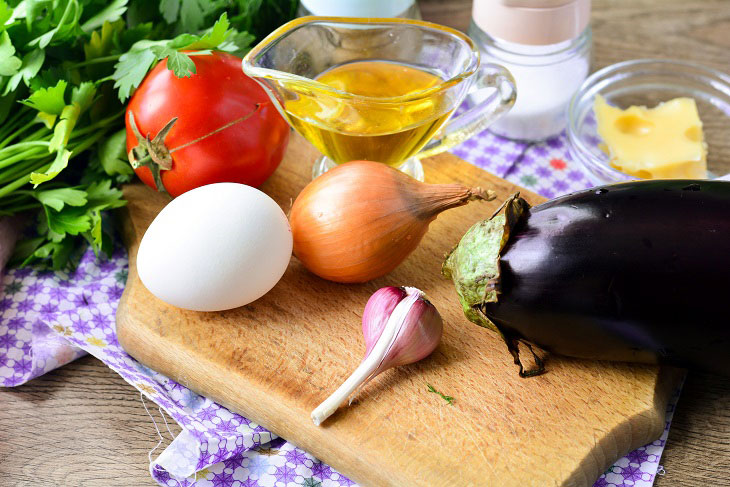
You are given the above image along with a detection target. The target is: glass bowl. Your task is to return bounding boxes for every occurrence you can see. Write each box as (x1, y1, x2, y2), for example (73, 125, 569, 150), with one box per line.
(567, 59, 730, 184)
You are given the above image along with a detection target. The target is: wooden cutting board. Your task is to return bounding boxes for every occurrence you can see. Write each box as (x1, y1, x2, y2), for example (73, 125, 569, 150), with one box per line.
(117, 134, 681, 487)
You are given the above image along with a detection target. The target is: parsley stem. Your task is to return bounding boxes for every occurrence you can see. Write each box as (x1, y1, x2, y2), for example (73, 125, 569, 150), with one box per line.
(0, 141, 50, 156)
(0, 201, 40, 213)
(69, 129, 106, 156)
(68, 111, 123, 140)
(0, 196, 34, 214)
(70, 54, 123, 69)
(0, 110, 30, 141)
(0, 147, 48, 170)
(0, 192, 28, 203)
(20, 126, 52, 143)
(0, 195, 34, 215)
(0, 171, 38, 199)
(0, 156, 49, 185)
(0, 118, 41, 150)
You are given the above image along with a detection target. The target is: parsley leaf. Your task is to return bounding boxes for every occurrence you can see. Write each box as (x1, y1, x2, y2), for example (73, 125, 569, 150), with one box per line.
(84, 20, 123, 60)
(85, 179, 126, 210)
(20, 238, 75, 270)
(71, 81, 97, 112)
(80, 0, 129, 34)
(112, 48, 157, 101)
(98, 129, 135, 178)
(21, 79, 67, 115)
(151, 46, 196, 78)
(158, 0, 218, 32)
(183, 12, 230, 49)
(49, 104, 81, 153)
(46, 83, 95, 153)
(29, 0, 80, 49)
(218, 30, 255, 56)
(34, 187, 88, 211)
(112, 12, 241, 100)
(30, 149, 71, 186)
(45, 205, 92, 236)
(3, 48, 45, 95)
(0, 1, 11, 32)
(179, 0, 217, 33)
(0, 31, 22, 76)
(83, 180, 125, 254)
(159, 0, 180, 24)
(88, 209, 103, 249)
(50, 238, 75, 269)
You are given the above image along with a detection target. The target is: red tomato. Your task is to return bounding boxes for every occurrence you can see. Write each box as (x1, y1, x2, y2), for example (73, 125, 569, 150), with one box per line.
(125, 51, 290, 197)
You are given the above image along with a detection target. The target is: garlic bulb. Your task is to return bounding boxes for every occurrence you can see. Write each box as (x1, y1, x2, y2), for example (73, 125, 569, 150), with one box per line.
(311, 286, 443, 426)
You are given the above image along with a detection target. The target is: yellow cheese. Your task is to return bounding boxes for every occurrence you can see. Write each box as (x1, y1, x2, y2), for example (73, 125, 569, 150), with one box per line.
(594, 95, 707, 179)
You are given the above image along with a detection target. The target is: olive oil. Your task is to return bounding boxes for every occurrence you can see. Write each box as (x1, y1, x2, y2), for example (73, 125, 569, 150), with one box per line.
(284, 61, 452, 166)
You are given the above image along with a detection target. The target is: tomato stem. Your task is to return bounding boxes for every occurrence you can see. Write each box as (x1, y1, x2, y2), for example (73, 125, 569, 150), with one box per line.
(126, 103, 266, 194)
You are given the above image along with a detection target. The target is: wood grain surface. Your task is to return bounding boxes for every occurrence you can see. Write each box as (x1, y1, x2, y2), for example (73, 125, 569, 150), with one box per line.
(116, 135, 681, 487)
(1, 1, 730, 486)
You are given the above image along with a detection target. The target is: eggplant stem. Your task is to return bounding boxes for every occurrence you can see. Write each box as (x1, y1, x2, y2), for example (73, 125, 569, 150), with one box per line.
(519, 341, 546, 378)
(507, 337, 546, 378)
(489, 192, 520, 219)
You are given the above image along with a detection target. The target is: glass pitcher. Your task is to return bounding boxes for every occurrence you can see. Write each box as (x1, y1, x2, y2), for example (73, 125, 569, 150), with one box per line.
(242, 17, 516, 180)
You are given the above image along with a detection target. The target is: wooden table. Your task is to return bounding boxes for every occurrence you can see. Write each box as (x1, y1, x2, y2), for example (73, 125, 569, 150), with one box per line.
(1, 1, 729, 485)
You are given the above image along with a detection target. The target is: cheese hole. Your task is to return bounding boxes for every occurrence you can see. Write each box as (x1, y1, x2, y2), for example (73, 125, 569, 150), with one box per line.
(684, 125, 702, 142)
(614, 115, 654, 136)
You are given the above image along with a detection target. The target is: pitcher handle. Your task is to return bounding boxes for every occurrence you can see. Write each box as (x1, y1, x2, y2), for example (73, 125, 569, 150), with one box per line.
(417, 63, 516, 158)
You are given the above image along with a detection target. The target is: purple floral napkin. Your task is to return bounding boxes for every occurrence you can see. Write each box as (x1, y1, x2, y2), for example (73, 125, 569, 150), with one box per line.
(0, 216, 88, 386)
(0, 126, 680, 487)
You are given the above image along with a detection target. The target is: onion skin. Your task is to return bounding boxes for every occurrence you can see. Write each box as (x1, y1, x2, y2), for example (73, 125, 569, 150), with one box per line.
(290, 160, 493, 283)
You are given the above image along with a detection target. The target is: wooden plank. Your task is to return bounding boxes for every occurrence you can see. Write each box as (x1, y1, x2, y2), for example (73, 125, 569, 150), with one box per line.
(117, 134, 682, 487)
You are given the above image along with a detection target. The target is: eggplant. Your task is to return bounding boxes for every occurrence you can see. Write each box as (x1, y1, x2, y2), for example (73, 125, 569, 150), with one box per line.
(442, 180, 730, 377)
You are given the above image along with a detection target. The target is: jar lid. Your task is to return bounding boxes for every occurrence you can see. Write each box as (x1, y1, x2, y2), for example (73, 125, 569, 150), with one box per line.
(472, 0, 591, 46)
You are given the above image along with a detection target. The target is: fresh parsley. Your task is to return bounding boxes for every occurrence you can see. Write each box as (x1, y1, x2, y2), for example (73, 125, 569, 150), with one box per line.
(112, 12, 241, 101)
(0, 0, 299, 269)
(427, 383, 455, 405)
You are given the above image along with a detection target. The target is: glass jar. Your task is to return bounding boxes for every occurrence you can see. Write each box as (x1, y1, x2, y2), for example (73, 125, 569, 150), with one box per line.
(298, 0, 420, 19)
(468, 0, 592, 141)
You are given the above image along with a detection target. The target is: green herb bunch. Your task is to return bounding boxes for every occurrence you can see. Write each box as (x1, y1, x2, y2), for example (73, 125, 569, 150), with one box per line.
(0, 0, 298, 268)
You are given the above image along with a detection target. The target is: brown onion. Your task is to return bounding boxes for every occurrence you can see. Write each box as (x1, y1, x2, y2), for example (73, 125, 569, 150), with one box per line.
(290, 160, 495, 283)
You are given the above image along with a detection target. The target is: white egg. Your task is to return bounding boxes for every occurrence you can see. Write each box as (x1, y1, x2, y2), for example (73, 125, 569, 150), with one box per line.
(136, 183, 292, 311)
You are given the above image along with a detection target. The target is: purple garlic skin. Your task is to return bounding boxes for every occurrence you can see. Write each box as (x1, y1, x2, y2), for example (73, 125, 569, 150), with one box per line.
(362, 286, 407, 356)
(363, 286, 443, 370)
(311, 285, 443, 426)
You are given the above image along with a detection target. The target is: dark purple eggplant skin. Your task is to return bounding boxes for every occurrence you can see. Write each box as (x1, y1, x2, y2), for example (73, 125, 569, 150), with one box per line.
(483, 179, 730, 375)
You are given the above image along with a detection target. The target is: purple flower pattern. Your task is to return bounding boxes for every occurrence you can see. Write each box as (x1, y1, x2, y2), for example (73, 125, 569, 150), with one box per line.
(274, 464, 297, 484)
(1, 117, 684, 486)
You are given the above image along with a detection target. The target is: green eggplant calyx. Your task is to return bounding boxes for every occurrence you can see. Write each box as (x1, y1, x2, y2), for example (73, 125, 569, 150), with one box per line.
(441, 192, 530, 335)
